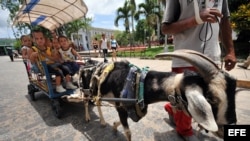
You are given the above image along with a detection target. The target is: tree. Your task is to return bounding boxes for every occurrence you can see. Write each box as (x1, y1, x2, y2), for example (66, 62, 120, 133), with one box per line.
(128, 0, 136, 33)
(114, 1, 132, 33)
(135, 19, 147, 44)
(134, 0, 162, 47)
(230, 3, 250, 33)
(64, 18, 92, 38)
(1, 0, 30, 39)
(63, 18, 92, 51)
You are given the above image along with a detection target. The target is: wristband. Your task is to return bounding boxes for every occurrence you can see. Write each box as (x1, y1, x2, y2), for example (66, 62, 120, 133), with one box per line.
(194, 0, 204, 24)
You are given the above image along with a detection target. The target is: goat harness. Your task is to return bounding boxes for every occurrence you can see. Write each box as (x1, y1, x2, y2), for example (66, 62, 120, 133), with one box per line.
(92, 62, 149, 122)
(121, 64, 149, 122)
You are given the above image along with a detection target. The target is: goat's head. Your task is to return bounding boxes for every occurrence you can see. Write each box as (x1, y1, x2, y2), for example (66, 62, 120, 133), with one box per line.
(156, 49, 237, 138)
(80, 61, 107, 96)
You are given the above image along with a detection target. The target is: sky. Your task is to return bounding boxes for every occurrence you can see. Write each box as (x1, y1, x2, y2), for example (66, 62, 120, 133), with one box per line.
(0, 0, 144, 39)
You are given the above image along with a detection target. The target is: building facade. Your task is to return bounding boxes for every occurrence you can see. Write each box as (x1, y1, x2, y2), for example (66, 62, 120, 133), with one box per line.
(71, 27, 117, 51)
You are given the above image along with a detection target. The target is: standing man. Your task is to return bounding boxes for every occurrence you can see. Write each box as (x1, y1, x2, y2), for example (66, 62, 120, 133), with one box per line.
(161, 0, 236, 140)
(100, 33, 110, 62)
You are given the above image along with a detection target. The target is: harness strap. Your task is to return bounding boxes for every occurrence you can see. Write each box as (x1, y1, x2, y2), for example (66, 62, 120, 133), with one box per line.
(134, 72, 145, 118)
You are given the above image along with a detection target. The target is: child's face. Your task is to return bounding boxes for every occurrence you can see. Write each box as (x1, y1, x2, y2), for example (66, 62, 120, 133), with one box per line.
(52, 39, 61, 50)
(33, 32, 46, 48)
(21, 36, 32, 47)
(58, 37, 69, 50)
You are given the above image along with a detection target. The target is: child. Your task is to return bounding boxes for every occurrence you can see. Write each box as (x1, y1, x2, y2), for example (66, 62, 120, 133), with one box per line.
(58, 35, 82, 75)
(20, 34, 32, 77)
(29, 30, 77, 93)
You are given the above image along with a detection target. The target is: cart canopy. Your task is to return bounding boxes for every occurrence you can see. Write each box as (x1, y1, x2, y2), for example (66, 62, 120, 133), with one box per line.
(13, 0, 88, 31)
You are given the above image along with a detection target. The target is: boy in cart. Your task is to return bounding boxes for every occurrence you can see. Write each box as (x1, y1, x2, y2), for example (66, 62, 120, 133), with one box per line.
(57, 35, 83, 75)
(29, 29, 77, 93)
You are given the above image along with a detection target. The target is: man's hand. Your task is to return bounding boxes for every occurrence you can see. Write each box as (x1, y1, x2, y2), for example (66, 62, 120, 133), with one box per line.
(200, 8, 223, 23)
(224, 54, 236, 71)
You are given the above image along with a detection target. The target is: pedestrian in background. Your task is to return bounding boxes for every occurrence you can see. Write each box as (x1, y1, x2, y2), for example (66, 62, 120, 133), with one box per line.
(7, 48, 14, 62)
(92, 37, 99, 57)
(99, 33, 109, 62)
(110, 35, 119, 62)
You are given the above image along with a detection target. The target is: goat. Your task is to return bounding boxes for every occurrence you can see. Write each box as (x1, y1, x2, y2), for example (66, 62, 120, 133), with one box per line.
(80, 49, 237, 141)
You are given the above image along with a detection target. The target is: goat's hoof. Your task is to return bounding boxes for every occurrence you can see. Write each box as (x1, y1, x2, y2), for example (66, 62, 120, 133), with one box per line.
(112, 128, 118, 136)
(100, 123, 107, 128)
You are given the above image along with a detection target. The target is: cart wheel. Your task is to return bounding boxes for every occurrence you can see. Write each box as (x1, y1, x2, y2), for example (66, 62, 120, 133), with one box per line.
(28, 84, 36, 101)
(51, 99, 62, 118)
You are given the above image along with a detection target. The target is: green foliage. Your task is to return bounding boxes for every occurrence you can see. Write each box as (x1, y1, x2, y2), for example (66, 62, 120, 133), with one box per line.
(13, 39, 21, 50)
(64, 18, 92, 38)
(115, 31, 130, 46)
(230, 3, 250, 31)
(0, 38, 15, 45)
(143, 46, 164, 58)
(117, 46, 174, 59)
(114, 1, 132, 33)
(135, 19, 147, 43)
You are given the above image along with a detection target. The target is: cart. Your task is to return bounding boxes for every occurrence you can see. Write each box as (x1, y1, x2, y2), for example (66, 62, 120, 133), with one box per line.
(27, 61, 78, 118)
(12, 0, 88, 118)
(27, 57, 100, 118)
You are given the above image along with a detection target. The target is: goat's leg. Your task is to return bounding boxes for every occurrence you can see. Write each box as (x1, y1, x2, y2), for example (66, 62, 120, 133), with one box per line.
(84, 100, 90, 122)
(113, 121, 121, 132)
(96, 102, 106, 126)
(117, 108, 131, 141)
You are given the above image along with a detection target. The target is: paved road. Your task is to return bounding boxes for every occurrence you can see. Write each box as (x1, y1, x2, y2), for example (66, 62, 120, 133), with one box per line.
(0, 55, 249, 141)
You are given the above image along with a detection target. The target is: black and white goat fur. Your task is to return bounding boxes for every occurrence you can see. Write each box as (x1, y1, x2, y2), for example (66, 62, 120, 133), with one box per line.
(80, 49, 237, 141)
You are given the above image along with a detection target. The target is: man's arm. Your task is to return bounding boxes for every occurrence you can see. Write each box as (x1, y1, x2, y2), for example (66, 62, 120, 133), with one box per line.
(161, 17, 197, 35)
(161, 8, 223, 35)
(220, 17, 236, 71)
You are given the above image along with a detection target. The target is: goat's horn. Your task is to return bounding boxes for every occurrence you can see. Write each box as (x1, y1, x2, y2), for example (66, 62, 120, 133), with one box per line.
(156, 49, 220, 81)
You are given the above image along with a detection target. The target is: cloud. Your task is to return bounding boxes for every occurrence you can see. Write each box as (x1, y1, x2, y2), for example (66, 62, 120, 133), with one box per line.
(0, 8, 13, 38)
(0, 0, 146, 38)
(85, 0, 124, 16)
(84, 0, 144, 31)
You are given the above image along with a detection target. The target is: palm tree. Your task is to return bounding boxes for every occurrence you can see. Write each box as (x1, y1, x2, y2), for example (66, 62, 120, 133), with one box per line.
(128, 0, 136, 33)
(114, 1, 132, 33)
(135, 0, 162, 47)
(64, 17, 92, 51)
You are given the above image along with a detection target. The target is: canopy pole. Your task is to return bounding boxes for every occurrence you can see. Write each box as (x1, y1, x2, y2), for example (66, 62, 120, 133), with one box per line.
(24, 0, 34, 31)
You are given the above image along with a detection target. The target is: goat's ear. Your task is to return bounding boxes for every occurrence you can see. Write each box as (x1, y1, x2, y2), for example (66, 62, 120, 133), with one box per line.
(185, 86, 218, 132)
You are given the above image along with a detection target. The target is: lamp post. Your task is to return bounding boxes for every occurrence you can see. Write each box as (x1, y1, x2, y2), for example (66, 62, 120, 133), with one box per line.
(144, 29, 146, 46)
(164, 34, 168, 52)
